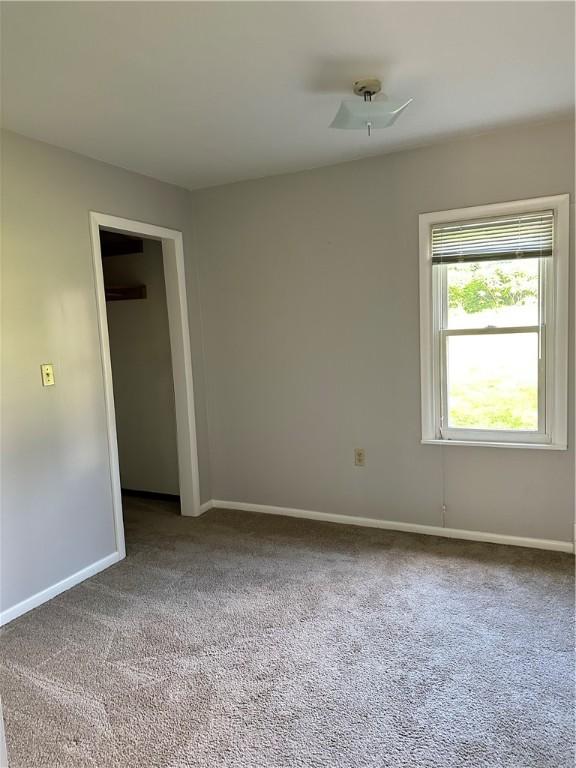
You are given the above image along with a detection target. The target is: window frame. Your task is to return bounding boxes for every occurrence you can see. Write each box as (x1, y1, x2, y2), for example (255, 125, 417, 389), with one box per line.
(419, 195, 569, 450)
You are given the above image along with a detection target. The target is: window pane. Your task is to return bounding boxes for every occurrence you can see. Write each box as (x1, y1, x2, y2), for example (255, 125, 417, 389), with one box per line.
(446, 333, 539, 431)
(445, 259, 540, 329)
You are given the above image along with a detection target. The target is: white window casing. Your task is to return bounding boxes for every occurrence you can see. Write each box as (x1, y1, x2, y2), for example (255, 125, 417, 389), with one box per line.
(419, 195, 569, 449)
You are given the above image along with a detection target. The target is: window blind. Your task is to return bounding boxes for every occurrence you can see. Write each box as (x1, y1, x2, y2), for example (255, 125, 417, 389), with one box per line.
(431, 210, 554, 264)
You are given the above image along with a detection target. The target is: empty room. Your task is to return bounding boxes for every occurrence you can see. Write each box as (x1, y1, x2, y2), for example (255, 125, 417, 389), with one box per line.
(0, 2, 574, 767)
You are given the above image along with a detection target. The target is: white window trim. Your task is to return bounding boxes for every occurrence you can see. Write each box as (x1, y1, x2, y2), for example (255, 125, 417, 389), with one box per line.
(419, 194, 569, 450)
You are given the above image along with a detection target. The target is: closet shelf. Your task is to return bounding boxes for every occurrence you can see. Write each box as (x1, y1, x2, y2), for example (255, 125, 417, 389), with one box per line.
(105, 284, 147, 302)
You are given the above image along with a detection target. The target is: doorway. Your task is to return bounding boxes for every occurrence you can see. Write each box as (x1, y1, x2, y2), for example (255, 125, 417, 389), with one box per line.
(90, 213, 201, 559)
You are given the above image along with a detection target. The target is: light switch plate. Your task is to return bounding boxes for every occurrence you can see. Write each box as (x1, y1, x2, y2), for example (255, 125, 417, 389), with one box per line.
(41, 363, 55, 387)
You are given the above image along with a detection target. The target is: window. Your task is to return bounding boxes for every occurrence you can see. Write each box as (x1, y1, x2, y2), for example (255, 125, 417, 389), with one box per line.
(419, 195, 569, 448)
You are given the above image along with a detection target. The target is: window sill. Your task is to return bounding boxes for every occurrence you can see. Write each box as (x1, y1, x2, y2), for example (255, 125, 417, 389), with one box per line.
(421, 439, 567, 450)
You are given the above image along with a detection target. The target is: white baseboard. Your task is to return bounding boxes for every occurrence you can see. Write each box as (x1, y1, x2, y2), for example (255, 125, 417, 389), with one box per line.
(0, 551, 124, 627)
(199, 500, 213, 515)
(201, 500, 574, 554)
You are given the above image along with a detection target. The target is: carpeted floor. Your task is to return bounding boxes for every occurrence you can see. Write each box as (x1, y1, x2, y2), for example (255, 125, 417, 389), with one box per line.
(0, 497, 574, 768)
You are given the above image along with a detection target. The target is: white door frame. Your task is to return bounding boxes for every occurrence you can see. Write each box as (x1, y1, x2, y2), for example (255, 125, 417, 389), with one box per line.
(0, 696, 8, 768)
(89, 212, 202, 556)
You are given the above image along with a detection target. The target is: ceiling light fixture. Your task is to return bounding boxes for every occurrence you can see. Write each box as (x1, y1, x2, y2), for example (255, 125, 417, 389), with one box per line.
(330, 78, 413, 137)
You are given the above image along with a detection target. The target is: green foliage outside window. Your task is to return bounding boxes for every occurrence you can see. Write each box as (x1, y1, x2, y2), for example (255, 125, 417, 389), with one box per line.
(449, 382, 538, 430)
(448, 263, 538, 314)
(446, 261, 539, 431)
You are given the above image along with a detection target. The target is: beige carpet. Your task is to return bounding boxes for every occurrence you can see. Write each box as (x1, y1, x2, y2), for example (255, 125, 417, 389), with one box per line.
(1, 496, 573, 767)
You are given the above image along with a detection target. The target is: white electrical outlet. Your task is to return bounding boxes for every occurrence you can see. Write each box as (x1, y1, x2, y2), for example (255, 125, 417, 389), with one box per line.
(354, 448, 366, 467)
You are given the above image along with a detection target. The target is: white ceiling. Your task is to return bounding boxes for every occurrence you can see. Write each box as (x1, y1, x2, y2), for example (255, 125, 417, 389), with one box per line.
(2, 2, 574, 190)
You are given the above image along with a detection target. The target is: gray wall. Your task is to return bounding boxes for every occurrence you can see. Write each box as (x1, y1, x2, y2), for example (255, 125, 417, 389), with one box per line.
(103, 240, 179, 495)
(192, 118, 575, 542)
(0, 131, 211, 613)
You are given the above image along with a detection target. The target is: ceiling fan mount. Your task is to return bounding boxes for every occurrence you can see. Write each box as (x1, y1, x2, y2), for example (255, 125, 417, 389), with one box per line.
(352, 78, 382, 99)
